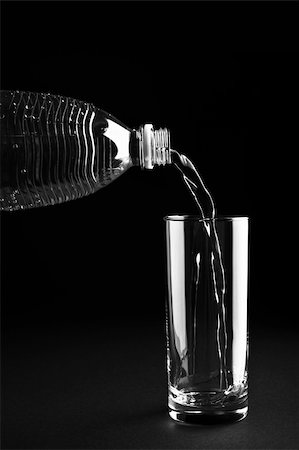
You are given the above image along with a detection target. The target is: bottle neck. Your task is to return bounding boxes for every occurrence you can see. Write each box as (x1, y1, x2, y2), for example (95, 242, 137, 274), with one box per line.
(135, 124, 172, 170)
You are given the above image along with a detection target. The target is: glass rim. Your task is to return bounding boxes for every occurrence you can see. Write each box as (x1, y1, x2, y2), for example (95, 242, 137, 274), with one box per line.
(164, 214, 249, 222)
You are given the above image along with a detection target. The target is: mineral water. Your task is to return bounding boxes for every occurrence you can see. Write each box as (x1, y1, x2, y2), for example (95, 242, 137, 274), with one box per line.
(167, 150, 233, 407)
(0, 90, 171, 211)
(0, 89, 231, 406)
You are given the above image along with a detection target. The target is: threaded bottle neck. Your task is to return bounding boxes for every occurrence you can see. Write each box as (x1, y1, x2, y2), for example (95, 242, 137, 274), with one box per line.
(137, 124, 172, 169)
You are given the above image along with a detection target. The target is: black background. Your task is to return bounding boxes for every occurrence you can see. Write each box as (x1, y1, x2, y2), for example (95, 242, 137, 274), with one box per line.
(1, 2, 299, 449)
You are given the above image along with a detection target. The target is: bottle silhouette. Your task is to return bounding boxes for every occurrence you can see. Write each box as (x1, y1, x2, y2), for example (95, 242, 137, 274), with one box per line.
(0, 90, 172, 211)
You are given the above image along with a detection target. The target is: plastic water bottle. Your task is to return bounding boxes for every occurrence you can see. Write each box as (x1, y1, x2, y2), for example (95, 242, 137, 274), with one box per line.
(0, 90, 172, 211)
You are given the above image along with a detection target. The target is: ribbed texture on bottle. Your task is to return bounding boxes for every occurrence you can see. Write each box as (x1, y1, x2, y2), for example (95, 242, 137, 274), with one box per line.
(0, 91, 123, 211)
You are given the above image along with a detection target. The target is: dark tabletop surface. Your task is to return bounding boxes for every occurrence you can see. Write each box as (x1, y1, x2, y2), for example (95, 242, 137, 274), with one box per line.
(2, 320, 299, 450)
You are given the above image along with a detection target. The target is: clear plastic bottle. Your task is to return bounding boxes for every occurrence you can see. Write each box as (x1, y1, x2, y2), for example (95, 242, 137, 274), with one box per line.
(0, 90, 172, 211)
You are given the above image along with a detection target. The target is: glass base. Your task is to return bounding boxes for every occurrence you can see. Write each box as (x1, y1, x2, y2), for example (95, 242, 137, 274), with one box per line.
(169, 406, 248, 425)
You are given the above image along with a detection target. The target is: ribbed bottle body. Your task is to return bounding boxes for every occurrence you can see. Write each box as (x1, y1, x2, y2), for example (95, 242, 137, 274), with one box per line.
(0, 90, 135, 211)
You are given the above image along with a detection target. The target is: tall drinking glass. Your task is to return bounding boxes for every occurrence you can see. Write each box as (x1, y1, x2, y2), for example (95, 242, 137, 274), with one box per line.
(165, 216, 249, 424)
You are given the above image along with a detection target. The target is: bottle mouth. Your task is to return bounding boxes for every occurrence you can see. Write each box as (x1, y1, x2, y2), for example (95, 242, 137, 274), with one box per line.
(138, 124, 172, 169)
